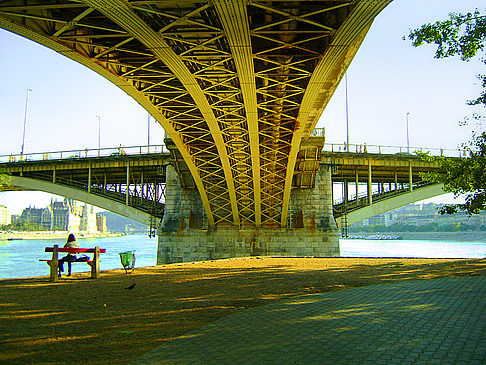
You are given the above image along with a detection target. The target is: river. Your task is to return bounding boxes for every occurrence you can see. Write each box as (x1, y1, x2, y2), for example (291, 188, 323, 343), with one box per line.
(0, 234, 485, 279)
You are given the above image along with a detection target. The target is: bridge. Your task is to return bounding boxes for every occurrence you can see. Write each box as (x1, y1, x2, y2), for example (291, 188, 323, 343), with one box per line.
(1, 145, 169, 235)
(0, 141, 448, 262)
(2, 0, 447, 262)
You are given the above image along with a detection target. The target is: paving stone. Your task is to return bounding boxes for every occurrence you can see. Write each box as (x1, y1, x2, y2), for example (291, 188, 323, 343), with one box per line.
(131, 277, 486, 365)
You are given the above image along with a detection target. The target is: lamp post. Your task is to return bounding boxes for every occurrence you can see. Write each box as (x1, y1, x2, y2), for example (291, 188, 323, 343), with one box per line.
(21, 88, 32, 156)
(97, 115, 101, 156)
(345, 73, 349, 151)
(147, 113, 150, 153)
(406, 112, 410, 153)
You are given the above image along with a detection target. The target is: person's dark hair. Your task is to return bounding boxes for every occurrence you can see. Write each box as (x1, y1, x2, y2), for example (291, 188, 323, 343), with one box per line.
(67, 233, 76, 243)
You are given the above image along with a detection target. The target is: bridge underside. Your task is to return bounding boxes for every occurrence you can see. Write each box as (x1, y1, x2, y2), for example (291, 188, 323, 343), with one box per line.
(6, 175, 154, 226)
(0, 0, 392, 230)
(338, 183, 446, 227)
(1, 154, 168, 229)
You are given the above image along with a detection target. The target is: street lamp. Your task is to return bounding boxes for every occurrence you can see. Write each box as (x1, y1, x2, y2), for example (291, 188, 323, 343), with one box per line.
(21, 88, 32, 156)
(147, 113, 150, 153)
(406, 112, 410, 153)
(97, 115, 101, 156)
(345, 73, 349, 151)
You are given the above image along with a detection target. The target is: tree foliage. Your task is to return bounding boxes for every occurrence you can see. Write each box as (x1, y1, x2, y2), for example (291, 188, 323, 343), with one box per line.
(407, 9, 486, 106)
(0, 173, 10, 191)
(408, 9, 486, 215)
(1, 219, 48, 232)
(418, 133, 486, 214)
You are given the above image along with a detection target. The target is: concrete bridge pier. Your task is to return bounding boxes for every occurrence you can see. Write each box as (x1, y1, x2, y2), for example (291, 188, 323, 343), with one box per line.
(157, 165, 340, 264)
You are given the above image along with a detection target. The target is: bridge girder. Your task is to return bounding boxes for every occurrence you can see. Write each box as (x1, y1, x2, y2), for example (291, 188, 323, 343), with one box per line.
(6, 175, 154, 226)
(0, 0, 392, 228)
(336, 184, 447, 227)
(2, 154, 168, 220)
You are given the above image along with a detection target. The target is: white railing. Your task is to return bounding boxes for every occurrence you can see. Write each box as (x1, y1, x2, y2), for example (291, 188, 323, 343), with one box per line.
(310, 127, 325, 137)
(323, 142, 465, 157)
(0, 140, 466, 164)
(0, 144, 169, 164)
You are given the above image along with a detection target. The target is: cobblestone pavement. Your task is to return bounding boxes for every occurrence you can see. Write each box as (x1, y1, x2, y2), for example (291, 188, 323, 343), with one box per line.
(132, 277, 486, 364)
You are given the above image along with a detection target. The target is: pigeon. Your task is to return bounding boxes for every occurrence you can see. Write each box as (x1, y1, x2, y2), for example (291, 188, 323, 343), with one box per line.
(124, 283, 136, 290)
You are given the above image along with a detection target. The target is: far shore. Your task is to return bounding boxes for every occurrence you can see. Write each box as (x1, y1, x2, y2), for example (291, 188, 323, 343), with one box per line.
(0, 231, 125, 240)
(349, 231, 486, 241)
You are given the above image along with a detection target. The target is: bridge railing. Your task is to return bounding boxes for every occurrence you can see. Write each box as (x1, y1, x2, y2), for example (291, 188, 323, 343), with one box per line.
(333, 183, 408, 207)
(0, 144, 169, 164)
(0, 141, 465, 164)
(323, 142, 464, 157)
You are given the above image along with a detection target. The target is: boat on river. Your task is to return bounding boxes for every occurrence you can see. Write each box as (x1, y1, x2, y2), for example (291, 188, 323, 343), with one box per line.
(346, 234, 403, 240)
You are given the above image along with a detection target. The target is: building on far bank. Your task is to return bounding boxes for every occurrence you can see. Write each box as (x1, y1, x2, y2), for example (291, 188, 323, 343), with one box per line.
(351, 203, 486, 230)
(0, 205, 11, 226)
(20, 198, 99, 233)
(80, 204, 98, 233)
(96, 214, 107, 233)
(21, 207, 44, 227)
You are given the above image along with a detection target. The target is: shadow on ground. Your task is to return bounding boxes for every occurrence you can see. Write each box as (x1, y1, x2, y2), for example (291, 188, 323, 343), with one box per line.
(0, 257, 485, 364)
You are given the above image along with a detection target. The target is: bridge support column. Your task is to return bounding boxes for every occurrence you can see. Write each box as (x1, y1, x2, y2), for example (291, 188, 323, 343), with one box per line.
(157, 165, 340, 264)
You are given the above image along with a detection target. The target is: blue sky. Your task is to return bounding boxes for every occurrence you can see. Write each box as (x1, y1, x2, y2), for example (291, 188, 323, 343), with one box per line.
(0, 0, 485, 214)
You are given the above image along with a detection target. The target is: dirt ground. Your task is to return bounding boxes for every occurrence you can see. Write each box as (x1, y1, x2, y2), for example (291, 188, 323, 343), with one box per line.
(1, 256, 485, 364)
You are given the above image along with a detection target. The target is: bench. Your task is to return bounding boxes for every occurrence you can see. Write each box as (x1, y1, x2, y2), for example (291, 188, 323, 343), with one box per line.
(40, 245, 106, 282)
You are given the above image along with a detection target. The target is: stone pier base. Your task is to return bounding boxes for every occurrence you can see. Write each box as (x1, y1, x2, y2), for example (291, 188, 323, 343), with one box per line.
(157, 227, 340, 264)
(157, 162, 340, 265)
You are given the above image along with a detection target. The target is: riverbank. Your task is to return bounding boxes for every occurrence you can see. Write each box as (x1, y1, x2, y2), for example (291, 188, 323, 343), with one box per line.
(349, 231, 486, 241)
(0, 231, 124, 240)
(1, 256, 485, 364)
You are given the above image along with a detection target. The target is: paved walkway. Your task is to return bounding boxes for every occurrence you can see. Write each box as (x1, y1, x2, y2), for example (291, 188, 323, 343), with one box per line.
(132, 277, 486, 364)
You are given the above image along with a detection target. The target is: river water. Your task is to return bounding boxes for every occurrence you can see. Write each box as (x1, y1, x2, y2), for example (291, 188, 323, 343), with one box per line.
(0, 234, 485, 279)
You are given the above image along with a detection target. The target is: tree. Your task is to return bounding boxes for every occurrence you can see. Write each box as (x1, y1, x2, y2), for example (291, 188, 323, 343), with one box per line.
(2, 219, 47, 232)
(407, 9, 486, 215)
(0, 173, 10, 191)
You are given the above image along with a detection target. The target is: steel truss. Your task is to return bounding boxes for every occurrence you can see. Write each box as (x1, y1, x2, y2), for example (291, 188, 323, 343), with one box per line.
(2, 156, 167, 219)
(0, 0, 391, 227)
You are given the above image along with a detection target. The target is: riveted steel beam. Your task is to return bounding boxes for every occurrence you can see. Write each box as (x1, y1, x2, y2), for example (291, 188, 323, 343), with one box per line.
(213, 0, 262, 227)
(82, 0, 239, 226)
(280, 0, 392, 226)
(0, 7, 217, 225)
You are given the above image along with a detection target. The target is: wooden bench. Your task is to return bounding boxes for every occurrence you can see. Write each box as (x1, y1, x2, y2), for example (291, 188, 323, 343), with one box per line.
(40, 245, 106, 282)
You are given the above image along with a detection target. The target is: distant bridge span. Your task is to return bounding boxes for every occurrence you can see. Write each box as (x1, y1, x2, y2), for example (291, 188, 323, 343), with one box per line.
(323, 151, 447, 230)
(336, 183, 445, 228)
(7, 175, 154, 226)
(1, 150, 169, 233)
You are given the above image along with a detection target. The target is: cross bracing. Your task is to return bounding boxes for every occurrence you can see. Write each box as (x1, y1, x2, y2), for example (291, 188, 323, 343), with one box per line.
(0, 0, 392, 228)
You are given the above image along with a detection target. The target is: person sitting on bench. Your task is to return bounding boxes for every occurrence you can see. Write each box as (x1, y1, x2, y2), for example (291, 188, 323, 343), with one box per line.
(58, 233, 79, 277)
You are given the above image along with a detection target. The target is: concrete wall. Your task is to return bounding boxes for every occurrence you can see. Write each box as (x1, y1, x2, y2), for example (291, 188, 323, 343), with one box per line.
(157, 164, 340, 264)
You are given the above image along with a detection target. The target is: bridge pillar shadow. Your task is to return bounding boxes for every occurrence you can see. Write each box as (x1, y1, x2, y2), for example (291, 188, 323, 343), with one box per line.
(157, 165, 340, 264)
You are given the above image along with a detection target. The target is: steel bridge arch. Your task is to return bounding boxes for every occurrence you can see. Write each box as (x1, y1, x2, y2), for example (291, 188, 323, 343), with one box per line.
(0, 4, 218, 226)
(6, 176, 152, 226)
(0, 0, 392, 228)
(336, 183, 446, 228)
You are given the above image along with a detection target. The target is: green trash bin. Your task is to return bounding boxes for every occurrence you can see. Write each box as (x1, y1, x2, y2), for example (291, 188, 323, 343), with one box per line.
(119, 251, 136, 274)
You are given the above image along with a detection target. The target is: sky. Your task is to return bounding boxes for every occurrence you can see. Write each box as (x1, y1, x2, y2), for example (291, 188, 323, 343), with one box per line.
(0, 0, 485, 215)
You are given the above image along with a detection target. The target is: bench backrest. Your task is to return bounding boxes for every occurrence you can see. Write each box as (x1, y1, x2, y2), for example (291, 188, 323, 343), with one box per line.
(45, 247, 106, 254)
